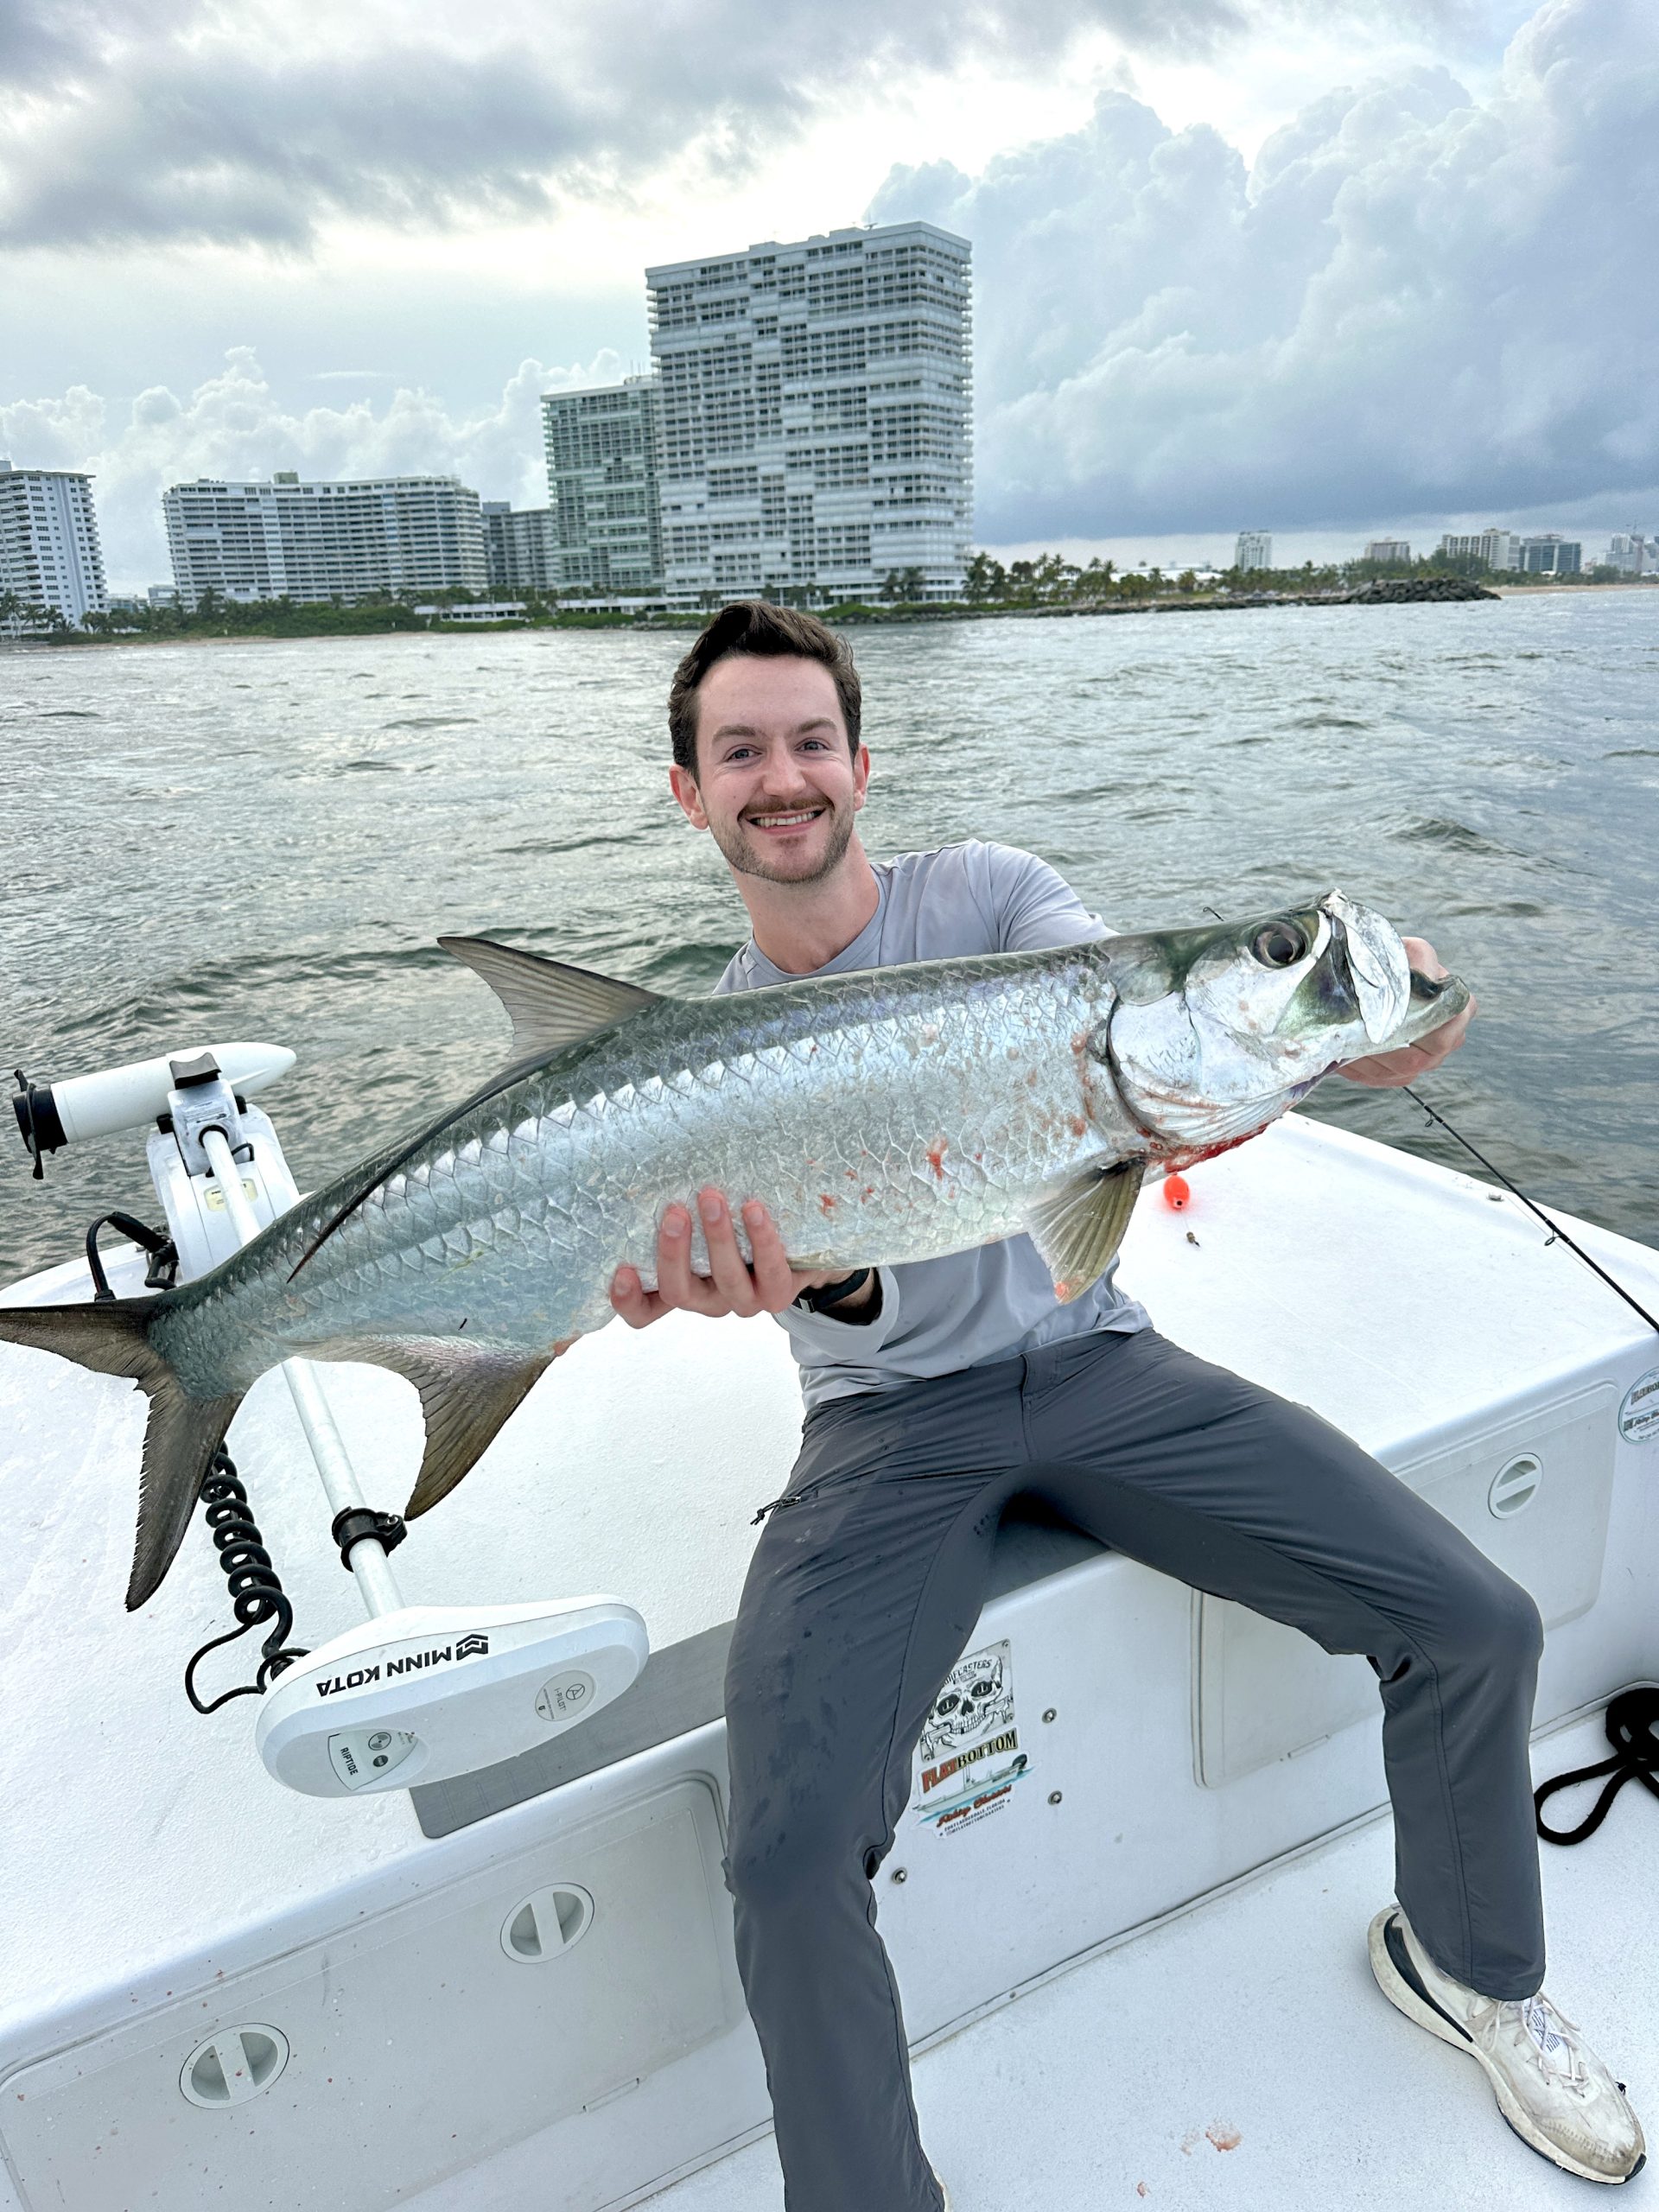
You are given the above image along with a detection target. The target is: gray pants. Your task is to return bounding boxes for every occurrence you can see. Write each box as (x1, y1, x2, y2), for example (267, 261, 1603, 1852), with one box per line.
(723, 1327, 1546, 2212)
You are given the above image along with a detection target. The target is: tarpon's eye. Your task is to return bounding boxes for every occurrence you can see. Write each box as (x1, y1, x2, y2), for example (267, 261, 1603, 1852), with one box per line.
(1252, 921, 1307, 969)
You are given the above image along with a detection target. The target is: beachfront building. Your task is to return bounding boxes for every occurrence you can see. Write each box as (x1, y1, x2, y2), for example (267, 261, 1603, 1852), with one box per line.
(411, 601, 529, 624)
(1363, 538, 1412, 563)
(481, 503, 561, 594)
(1234, 531, 1273, 571)
(1605, 531, 1653, 576)
(1439, 528, 1521, 571)
(1519, 533, 1582, 575)
(645, 221, 973, 606)
(541, 378, 664, 596)
(0, 462, 107, 629)
(161, 473, 487, 609)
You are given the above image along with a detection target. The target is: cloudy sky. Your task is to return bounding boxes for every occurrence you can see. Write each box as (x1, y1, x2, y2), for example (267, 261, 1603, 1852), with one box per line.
(2, 0, 1653, 584)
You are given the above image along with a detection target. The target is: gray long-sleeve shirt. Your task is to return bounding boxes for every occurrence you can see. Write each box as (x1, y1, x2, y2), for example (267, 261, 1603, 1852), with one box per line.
(714, 839, 1151, 1407)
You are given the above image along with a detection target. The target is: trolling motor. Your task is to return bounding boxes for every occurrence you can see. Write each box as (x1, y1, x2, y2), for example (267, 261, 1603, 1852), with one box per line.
(10, 1046, 648, 1799)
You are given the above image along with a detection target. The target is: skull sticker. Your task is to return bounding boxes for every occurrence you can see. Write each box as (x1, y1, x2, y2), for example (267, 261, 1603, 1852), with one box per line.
(913, 1638, 1030, 1836)
(921, 1648, 1014, 1761)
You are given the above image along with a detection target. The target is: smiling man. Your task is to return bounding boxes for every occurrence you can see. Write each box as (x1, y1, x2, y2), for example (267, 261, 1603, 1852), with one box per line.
(611, 601, 1643, 2210)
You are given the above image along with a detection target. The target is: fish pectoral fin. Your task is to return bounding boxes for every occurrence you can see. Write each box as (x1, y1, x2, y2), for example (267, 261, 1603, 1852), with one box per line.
(1022, 1158, 1147, 1303)
(439, 935, 664, 1059)
(356, 1336, 555, 1518)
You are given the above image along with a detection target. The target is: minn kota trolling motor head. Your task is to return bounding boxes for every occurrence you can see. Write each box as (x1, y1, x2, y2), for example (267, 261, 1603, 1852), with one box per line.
(12, 1038, 650, 1801)
(255, 1597, 650, 1798)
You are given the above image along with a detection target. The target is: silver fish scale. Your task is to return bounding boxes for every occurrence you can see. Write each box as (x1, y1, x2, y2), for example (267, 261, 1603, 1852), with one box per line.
(155, 944, 1134, 1396)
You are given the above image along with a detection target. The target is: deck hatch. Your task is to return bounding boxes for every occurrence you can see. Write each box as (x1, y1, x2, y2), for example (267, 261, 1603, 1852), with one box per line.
(0, 1777, 741, 2212)
(1196, 1383, 1618, 1788)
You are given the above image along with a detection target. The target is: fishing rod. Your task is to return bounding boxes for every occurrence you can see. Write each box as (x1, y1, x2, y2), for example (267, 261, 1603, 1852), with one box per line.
(1400, 1084, 1659, 1337)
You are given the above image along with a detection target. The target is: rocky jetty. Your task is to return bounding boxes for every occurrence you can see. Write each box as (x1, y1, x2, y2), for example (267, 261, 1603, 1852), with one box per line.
(1344, 575, 1498, 604)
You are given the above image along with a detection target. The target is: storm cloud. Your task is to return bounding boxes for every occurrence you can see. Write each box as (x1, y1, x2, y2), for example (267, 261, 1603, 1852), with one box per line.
(3, 0, 1509, 251)
(870, 0, 1659, 537)
(5, 0, 1648, 567)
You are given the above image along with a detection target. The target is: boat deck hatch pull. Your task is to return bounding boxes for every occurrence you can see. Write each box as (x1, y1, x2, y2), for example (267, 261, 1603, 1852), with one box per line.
(179, 2025, 289, 2109)
(501, 1885, 595, 1961)
(1489, 1453, 1543, 1518)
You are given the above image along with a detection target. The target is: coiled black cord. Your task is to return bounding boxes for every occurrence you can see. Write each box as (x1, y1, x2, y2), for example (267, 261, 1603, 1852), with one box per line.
(86, 1210, 178, 1299)
(1535, 1688, 1659, 1846)
(184, 1449, 308, 1713)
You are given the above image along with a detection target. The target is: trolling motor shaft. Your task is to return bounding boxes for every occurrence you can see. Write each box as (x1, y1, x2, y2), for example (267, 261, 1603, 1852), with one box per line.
(188, 1107, 647, 1799)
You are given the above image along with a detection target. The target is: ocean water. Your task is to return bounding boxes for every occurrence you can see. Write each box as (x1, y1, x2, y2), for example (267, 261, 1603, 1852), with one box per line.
(2, 593, 1656, 1286)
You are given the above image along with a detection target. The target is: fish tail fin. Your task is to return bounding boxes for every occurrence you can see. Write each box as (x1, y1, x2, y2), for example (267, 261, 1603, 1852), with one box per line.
(0, 1297, 242, 1611)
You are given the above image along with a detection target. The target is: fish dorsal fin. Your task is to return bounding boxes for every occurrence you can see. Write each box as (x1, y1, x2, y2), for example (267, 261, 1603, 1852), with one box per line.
(349, 1335, 558, 1517)
(1022, 1158, 1146, 1302)
(440, 935, 662, 1058)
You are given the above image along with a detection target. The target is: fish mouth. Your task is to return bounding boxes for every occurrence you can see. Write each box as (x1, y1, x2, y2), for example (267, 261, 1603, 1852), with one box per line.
(1319, 891, 1410, 1043)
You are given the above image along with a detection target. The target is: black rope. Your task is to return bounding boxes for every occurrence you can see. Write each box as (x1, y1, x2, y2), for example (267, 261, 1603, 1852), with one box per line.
(85, 1211, 178, 1300)
(1535, 1688, 1659, 1846)
(184, 1450, 308, 1713)
(1401, 1084, 1659, 1337)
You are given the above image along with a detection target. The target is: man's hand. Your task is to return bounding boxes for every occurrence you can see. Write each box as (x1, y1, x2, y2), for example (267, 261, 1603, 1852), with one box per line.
(609, 1188, 864, 1327)
(1338, 936, 1477, 1089)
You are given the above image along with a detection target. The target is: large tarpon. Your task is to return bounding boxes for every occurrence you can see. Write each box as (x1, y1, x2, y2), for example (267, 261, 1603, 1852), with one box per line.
(0, 890, 1467, 1611)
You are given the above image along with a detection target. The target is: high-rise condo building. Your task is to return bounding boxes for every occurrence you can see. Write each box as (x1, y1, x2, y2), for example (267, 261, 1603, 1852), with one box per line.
(162, 474, 487, 608)
(1605, 531, 1654, 576)
(1438, 528, 1521, 572)
(481, 503, 561, 594)
(1234, 531, 1273, 571)
(541, 378, 664, 594)
(1519, 533, 1581, 575)
(0, 462, 107, 628)
(1363, 538, 1412, 563)
(645, 222, 972, 605)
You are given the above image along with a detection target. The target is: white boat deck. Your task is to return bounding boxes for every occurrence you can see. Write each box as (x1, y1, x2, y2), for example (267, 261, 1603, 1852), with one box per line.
(654, 1705, 1657, 2211)
(2, 1110, 1656, 2212)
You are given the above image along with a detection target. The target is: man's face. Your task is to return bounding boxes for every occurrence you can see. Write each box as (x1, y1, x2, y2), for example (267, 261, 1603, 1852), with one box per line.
(670, 653, 869, 887)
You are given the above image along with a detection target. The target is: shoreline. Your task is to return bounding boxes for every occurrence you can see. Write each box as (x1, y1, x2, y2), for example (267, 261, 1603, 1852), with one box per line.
(4, 579, 1652, 654)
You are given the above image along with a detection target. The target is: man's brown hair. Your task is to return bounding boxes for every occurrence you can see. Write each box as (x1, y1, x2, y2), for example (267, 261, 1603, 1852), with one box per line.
(667, 601, 862, 778)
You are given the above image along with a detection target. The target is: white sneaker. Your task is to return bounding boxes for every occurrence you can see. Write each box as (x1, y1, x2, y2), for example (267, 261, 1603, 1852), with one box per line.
(1369, 1907, 1646, 2184)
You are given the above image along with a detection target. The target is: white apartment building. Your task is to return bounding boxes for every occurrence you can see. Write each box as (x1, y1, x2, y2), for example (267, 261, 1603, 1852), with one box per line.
(1605, 531, 1654, 576)
(541, 378, 664, 594)
(1234, 531, 1273, 571)
(162, 473, 487, 608)
(0, 462, 107, 628)
(645, 222, 973, 605)
(1363, 538, 1412, 563)
(1438, 528, 1521, 571)
(481, 503, 561, 594)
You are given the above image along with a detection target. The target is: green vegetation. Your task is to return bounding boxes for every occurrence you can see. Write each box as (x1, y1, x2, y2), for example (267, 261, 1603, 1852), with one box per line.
(3, 548, 1637, 651)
